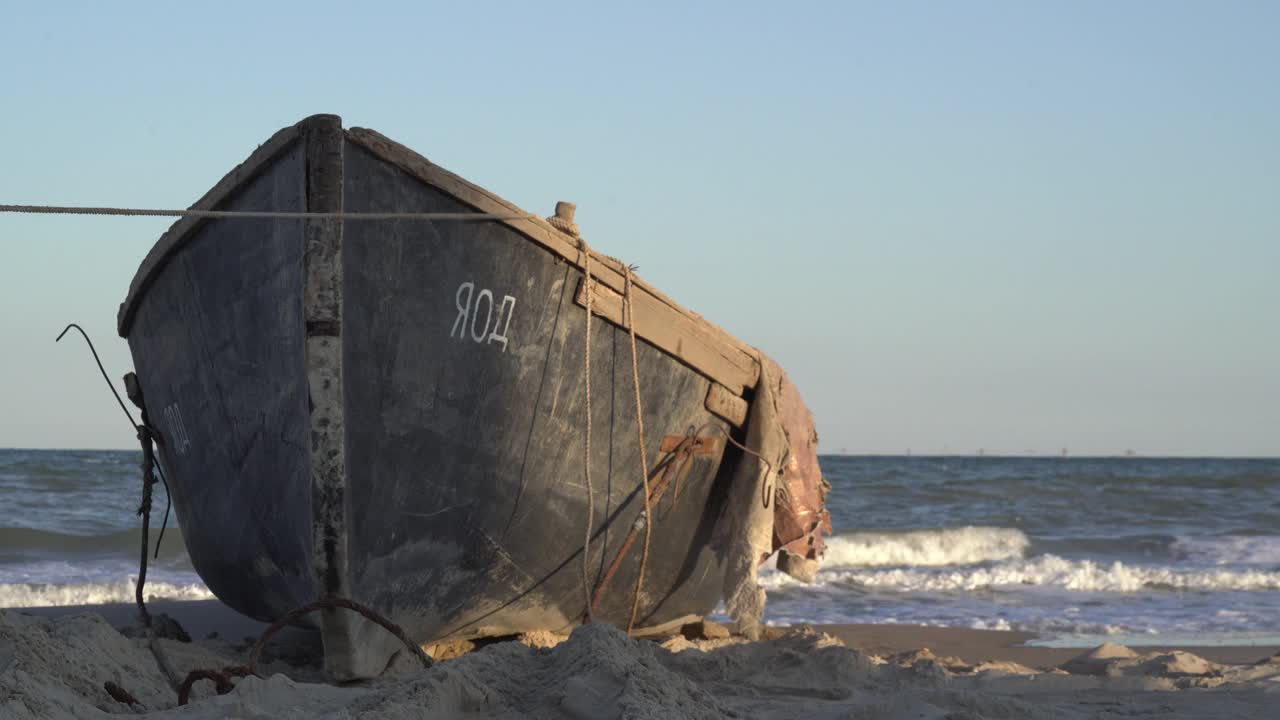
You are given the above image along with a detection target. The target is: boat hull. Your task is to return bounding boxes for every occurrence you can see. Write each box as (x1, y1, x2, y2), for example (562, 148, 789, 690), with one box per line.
(122, 116, 744, 677)
(340, 138, 736, 641)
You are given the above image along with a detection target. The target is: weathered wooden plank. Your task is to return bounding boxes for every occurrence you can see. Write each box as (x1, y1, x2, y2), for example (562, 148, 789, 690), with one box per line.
(304, 114, 347, 596)
(572, 277, 756, 395)
(301, 115, 370, 679)
(705, 382, 749, 428)
(345, 127, 761, 393)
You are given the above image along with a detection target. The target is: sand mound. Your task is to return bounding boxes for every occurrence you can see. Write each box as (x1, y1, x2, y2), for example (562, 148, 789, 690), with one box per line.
(351, 622, 730, 719)
(1, 610, 181, 717)
(0, 607, 345, 712)
(3, 610, 1278, 719)
(1059, 642, 1140, 676)
(0, 610, 336, 718)
(1133, 651, 1221, 679)
(1058, 643, 1229, 685)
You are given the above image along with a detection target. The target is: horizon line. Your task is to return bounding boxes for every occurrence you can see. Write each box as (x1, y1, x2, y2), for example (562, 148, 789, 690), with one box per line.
(3, 446, 1278, 461)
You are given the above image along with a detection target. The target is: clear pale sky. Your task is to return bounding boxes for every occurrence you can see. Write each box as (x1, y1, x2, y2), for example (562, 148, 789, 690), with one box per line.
(1, 1, 1276, 456)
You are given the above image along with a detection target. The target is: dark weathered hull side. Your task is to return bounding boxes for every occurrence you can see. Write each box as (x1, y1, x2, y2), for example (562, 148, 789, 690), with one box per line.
(125, 142, 315, 621)
(342, 141, 733, 642)
(121, 117, 748, 681)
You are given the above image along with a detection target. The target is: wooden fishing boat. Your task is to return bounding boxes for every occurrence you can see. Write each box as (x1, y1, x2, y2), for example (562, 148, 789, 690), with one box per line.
(117, 114, 829, 678)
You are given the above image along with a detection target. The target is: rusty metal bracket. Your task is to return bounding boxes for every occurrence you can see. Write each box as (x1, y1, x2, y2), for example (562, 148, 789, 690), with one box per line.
(657, 434, 719, 503)
(659, 434, 720, 455)
(590, 432, 725, 614)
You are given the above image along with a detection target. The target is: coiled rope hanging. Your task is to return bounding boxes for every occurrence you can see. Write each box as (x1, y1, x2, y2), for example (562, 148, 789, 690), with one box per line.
(571, 237, 657, 633)
(623, 266, 653, 634)
(55, 324, 180, 690)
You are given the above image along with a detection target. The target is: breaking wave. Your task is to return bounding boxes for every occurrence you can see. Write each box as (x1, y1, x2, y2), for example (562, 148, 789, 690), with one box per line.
(0, 578, 214, 608)
(822, 527, 1030, 568)
(1171, 535, 1280, 566)
(762, 554, 1280, 593)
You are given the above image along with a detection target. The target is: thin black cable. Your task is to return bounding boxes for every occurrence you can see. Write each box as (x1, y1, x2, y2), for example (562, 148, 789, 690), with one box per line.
(154, 465, 172, 559)
(55, 324, 137, 427)
(56, 323, 172, 557)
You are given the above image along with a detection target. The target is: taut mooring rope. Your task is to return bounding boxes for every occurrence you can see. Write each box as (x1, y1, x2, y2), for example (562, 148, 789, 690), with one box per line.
(0, 203, 532, 221)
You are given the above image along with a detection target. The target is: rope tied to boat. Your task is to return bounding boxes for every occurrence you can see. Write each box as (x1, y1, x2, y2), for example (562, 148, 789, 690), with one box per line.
(175, 596, 430, 706)
(0, 203, 532, 221)
(51, 326, 174, 551)
(54, 324, 180, 689)
(176, 666, 250, 706)
(247, 597, 432, 674)
(134, 422, 157, 622)
(623, 265, 654, 634)
(560, 200, 751, 633)
(566, 222, 661, 633)
(128, 388, 183, 690)
(567, 210, 656, 630)
(699, 422, 779, 508)
(578, 232, 596, 625)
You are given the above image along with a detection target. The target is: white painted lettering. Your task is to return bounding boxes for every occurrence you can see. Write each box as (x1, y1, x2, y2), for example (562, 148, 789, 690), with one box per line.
(488, 295, 516, 351)
(162, 402, 192, 456)
(470, 289, 493, 342)
(451, 281, 517, 351)
(451, 281, 474, 339)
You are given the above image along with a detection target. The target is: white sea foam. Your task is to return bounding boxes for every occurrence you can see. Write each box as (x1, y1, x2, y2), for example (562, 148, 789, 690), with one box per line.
(967, 618, 1014, 632)
(0, 577, 215, 608)
(762, 554, 1280, 593)
(822, 527, 1030, 568)
(1171, 535, 1280, 566)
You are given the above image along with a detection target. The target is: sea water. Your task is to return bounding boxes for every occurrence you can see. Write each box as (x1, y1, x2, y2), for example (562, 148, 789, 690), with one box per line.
(0, 449, 211, 607)
(2, 449, 1278, 646)
(763, 455, 1280, 646)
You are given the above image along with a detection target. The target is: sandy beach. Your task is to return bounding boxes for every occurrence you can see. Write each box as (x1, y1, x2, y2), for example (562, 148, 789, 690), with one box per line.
(5, 0, 1280, 716)
(4, 600, 1277, 718)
